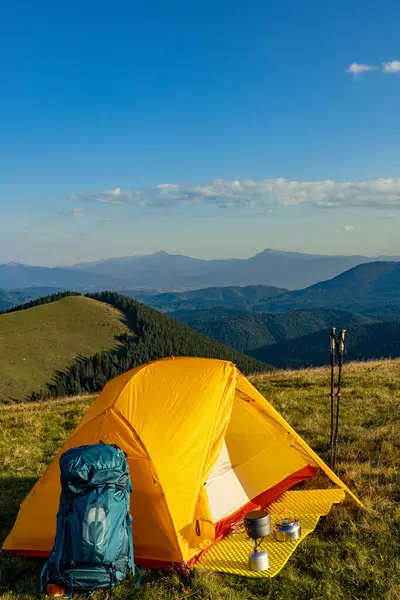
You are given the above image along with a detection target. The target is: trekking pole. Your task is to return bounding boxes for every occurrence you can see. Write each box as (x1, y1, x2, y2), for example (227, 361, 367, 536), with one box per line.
(329, 328, 336, 468)
(332, 329, 346, 471)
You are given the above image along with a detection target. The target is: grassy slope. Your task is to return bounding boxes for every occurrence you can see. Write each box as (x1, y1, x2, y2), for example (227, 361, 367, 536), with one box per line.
(0, 360, 399, 599)
(0, 297, 130, 402)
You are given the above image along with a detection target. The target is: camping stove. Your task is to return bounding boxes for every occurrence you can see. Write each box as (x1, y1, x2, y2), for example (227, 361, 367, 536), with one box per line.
(244, 510, 271, 572)
(248, 546, 269, 572)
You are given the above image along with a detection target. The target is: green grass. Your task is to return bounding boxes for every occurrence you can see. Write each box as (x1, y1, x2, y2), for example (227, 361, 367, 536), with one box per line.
(0, 297, 130, 402)
(0, 360, 399, 599)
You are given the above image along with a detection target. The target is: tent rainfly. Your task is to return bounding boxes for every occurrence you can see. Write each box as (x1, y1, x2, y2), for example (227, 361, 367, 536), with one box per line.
(2, 357, 361, 567)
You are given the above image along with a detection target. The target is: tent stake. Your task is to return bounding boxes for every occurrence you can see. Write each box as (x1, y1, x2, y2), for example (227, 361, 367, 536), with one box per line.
(332, 329, 346, 471)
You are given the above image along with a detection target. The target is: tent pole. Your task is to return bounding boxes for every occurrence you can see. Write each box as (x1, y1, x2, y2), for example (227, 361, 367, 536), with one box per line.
(332, 330, 346, 471)
(329, 328, 336, 468)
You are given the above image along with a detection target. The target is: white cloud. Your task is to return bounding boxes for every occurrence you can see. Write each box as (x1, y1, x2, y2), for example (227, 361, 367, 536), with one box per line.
(68, 178, 400, 215)
(346, 60, 400, 76)
(382, 60, 400, 73)
(155, 184, 180, 193)
(163, 178, 400, 210)
(344, 225, 354, 231)
(346, 62, 377, 74)
(73, 189, 130, 205)
(58, 207, 84, 217)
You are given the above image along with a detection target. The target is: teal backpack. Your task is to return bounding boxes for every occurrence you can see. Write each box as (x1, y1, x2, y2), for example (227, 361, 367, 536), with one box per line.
(41, 442, 140, 597)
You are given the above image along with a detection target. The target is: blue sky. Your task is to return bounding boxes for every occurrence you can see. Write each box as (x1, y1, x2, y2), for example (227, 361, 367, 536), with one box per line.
(1, 0, 400, 265)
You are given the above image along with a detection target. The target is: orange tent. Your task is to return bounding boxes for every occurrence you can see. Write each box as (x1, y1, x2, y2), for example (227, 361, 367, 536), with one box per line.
(3, 357, 361, 566)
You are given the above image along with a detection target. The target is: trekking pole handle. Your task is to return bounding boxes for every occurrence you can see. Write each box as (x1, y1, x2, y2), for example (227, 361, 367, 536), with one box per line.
(330, 328, 336, 353)
(338, 329, 346, 356)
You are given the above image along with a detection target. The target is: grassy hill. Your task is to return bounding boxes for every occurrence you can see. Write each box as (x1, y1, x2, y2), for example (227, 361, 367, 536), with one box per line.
(250, 320, 400, 368)
(173, 307, 376, 352)
(1, 359, 398, 599)
(263, 261, 400, 314)
(0, 296, 131, 402)
(0, 292, 266, 403)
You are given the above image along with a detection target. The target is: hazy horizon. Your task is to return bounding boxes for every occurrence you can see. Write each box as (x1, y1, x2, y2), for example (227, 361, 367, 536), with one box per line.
(2, 246, 400, 270)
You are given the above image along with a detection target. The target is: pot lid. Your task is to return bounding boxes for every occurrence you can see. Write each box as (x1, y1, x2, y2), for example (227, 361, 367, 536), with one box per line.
(244, 510, 270, 523)
(275, 517, 300, 532)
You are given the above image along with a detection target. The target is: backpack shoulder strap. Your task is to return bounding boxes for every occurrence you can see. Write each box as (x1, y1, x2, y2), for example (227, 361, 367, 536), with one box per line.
(126, 513, 141, 587)
(55, 513, 69, 576)
(126, 514, 134, 571)
(40, 561, 48, 593)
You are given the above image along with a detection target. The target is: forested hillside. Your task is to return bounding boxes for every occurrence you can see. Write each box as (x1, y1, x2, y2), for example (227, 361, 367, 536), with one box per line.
(135, 284, 288, 313)
(0, 289, 27, 312)
(264, 261, 400, 313)
(250, 320, 400, 368)
(173, 307, 376, 352)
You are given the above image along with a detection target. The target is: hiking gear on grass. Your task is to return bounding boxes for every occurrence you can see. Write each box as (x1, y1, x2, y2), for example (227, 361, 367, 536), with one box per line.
(3, 357, 362, 569)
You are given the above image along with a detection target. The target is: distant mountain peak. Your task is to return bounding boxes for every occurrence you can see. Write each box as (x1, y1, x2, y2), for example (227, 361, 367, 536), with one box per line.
(254, 248, 305, 257)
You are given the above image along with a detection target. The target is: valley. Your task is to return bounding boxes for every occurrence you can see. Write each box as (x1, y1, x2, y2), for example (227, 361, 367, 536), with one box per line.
(173, 307, 376, 353)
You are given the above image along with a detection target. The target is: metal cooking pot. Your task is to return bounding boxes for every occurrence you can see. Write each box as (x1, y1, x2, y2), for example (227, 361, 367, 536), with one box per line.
(244, 510, 272, 540)
(273, 510, 302, 542)
(248, 547, 269, 572)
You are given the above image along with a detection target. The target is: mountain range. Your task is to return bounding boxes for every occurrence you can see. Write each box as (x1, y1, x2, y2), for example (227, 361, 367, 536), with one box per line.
(262, 261, 400, 314)
(124, 262, 400, 318)
(0, 263, 129, 291)
(160, 261, 400, 367)
(71, 249, 400, 290)
(2, 250, 400, 294)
